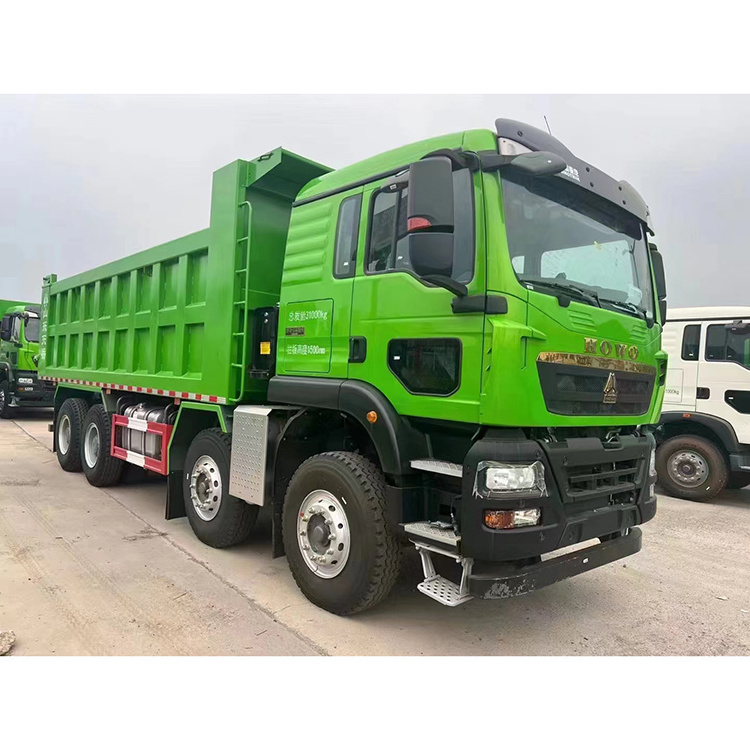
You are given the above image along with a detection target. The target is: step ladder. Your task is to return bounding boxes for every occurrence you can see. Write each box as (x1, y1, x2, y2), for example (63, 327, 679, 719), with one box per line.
(403, 522, 474, 607)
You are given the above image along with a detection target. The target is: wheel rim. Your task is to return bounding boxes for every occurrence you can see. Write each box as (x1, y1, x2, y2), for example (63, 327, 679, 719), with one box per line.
(297, 490, 351, 579)
(0, 388, 5, 411)
(58, 414, 72, 455)
(190, 454, 222, 522)
(668, 450, 709, 488)
(83, 422, 100, 468)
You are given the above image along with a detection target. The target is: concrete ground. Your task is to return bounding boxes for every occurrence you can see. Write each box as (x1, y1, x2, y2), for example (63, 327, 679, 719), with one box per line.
(2, 410, 749, 656)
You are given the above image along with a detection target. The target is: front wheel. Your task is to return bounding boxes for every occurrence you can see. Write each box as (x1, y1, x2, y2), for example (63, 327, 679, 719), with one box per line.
(0, 381, 12, 419)
(282, 452, 401, 616)
(183, 428, 258, 548)
(656, 435, 728, 502)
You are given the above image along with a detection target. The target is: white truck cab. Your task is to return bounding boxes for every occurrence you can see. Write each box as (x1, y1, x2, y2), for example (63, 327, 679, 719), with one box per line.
(658, 306, 750, 500)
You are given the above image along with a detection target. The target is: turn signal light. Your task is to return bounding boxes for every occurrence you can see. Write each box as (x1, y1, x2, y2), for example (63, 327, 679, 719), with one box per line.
(484, 509, 541, 530)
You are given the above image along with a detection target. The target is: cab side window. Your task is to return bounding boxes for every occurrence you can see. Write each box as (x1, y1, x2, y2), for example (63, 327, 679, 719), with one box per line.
(366, 169, 474, 283)
(681, 324, 701, 360)
(706, 324, 750, 367)
(333, 194, 362, 279)
(10, 315, 21, 344)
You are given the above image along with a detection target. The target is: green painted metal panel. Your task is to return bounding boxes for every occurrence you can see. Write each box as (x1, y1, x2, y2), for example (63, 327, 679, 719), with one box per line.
(40, 149, 331, 403)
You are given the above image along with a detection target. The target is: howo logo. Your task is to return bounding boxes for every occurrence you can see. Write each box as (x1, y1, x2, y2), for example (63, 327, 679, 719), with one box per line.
(603, 372, 618, 404)
(584, 337, 638, 360)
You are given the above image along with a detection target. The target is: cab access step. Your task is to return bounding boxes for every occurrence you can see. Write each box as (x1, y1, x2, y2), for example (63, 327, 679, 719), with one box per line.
(403, 521, 643, 607)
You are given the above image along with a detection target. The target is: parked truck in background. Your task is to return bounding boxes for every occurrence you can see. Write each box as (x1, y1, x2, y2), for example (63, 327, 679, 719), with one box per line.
(0, 300, 55, 417)
(38, 119, 667, 614)
(657, 306, 750, 500)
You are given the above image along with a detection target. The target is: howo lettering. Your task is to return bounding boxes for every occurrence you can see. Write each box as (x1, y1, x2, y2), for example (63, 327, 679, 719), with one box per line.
(38, 119, 668, 614)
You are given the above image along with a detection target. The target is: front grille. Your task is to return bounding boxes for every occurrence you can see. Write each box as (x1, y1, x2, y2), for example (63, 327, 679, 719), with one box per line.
(538, 360, 655, 416)
(544, 435, 650, 514)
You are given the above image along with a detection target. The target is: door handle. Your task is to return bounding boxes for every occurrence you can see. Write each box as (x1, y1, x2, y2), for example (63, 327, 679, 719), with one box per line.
(348, 336, 367, 364)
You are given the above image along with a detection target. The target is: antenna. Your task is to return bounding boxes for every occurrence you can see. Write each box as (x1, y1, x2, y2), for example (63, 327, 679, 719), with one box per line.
(543, 115, 552, 136)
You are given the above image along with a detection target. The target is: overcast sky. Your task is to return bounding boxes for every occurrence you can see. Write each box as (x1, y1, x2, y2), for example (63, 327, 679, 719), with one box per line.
(1, 94, 748, 308)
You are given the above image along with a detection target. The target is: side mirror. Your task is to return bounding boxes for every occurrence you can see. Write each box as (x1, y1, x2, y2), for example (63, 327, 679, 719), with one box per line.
(406, 157, 466, 296)
(649, 244, 667, 322)
(407, 157, 454, 230)
(0, 316, 11, 342)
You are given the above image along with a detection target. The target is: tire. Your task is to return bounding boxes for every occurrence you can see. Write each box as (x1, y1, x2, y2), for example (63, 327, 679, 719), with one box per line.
(282, 451, 401, 616)
(656, 435, 728, 502)
(0, 380, 12, 419)
(727, 472, 750, 490)
(81, 404, 124, 487)
(56, 398, 89, 472)
(183, 428, 258, 548)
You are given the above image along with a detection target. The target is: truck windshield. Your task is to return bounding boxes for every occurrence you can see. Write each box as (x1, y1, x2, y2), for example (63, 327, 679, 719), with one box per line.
(502, 175, 654, 322)
(24, 316, 40, 343)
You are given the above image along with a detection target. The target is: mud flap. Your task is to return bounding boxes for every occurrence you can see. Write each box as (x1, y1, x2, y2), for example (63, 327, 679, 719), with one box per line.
(165, 470, 186, 520)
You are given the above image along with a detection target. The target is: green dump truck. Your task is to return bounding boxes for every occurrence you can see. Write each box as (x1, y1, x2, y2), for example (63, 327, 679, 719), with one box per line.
(39, 119, 668, 614)
(0, 299, 55, 417)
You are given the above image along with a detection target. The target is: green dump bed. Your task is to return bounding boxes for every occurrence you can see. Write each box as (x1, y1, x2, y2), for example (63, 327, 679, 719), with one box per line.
(39, 149, 330, 404)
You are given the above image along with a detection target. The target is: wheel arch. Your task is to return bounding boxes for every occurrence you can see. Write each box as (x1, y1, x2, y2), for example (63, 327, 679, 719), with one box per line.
(659, 412, 740, 458)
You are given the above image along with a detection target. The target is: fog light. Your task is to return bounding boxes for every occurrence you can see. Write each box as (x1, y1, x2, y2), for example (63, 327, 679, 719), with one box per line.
(476, 461, 546, 497)
(484, 508, 541, 530)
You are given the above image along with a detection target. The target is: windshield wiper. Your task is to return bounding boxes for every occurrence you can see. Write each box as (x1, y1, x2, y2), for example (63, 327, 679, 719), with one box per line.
(522, 279, 602, 309)
(598, 297, 647, 321)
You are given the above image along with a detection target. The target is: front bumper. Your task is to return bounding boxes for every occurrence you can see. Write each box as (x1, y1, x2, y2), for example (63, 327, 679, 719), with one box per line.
(459, 431, 656, 563)
(10, 372, 55, 407)
(469, 528, 641, 599)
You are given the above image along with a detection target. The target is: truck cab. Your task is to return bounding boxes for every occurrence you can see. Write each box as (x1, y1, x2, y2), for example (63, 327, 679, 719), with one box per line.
(0, 302, 55, 417)
(658, 306, 750, 500)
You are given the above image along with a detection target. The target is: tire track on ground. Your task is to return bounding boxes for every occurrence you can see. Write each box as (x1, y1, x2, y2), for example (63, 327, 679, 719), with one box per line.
(16, 495, 200, 655)
(0, 508, 103, 655)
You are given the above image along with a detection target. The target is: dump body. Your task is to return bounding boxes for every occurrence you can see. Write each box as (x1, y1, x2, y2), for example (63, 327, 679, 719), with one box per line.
(39, 150, 330, 404)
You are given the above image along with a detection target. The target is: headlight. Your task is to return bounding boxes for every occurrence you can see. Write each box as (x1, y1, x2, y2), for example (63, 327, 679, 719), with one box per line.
(649, 447, 657, 478)
(18, 377, 33, 385)
(475, 461, 547, 497)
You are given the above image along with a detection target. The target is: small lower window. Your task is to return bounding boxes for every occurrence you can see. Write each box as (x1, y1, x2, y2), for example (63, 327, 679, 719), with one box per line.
(681, 324, 700, 360)
(388, 338, 461, 396)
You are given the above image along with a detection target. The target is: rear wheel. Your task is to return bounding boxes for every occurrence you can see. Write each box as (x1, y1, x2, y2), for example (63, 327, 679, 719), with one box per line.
(81, 405, 124, 487)
(656, 435, 728, 502)
(0, 381, 12, 419)
(282, 451, 401, 616)
(183, 428, 258, 548)
(56, 398, 89, 472)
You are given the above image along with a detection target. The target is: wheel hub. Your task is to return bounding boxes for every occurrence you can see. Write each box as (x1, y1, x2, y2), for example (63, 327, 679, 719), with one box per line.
(668, 450, 709, 487)
(297, 490, 350, 579)
(84, 422, 100, 468)
(190, 455, 222, 521)
(58, 414, 72, 455)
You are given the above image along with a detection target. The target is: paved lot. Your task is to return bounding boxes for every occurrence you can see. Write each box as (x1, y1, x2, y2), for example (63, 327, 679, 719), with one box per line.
(2, 411, 749, 656)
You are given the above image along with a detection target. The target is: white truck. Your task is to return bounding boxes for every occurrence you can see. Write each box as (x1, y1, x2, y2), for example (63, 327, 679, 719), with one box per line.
(657, 306, 750, 500)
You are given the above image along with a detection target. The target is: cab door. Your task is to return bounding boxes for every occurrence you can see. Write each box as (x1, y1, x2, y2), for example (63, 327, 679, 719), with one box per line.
(663, 322, 700, 411)
(700, 318, 750, 444)
(348, 167, 485, 424)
